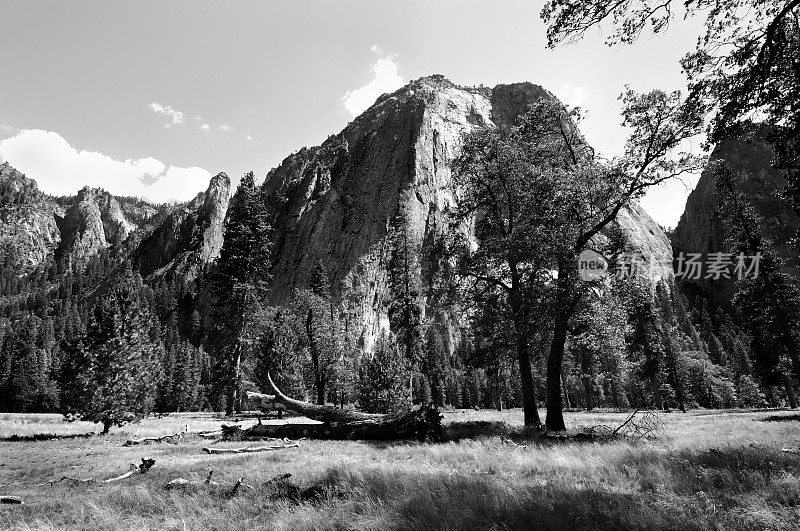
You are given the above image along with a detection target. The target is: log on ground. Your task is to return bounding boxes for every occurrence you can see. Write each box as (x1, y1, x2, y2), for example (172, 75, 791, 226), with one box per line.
(251, 373, 442, 441)
(202, 441, 300, 454)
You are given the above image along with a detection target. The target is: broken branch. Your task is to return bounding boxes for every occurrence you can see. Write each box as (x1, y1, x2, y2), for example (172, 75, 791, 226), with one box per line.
(34, 476, 94, 487)
(201, 441, 300, 455)
(104, 458, 155, 483)
(124, 433, 182, 446)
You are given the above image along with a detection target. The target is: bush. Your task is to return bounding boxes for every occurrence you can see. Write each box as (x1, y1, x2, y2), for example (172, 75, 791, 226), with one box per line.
(357, 331, 411, 413)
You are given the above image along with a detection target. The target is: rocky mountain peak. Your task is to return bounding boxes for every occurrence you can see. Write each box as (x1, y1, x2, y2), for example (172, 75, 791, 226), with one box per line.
(261, 77, 675, 352)
(132, 172, 230, 282)
(1, 162, 44, 202)
(0, 163, 61, 271)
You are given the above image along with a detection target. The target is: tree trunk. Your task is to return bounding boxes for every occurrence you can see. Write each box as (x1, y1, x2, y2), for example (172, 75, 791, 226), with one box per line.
(581, 348, 593, 411)
(668, 344, 686, 412)
(561, 372, 571, 409)
(255, 373, 442, 441)
(306, 308, 325, 405)
(652, 374, 664, 411)
(784, 375, 798, 408)
(515, 323, 540, 426)
(609, 375, 619, 409)
(545, 315, 568, 431)
(225, 343, 242, 416)
(102, 419, 113, 435)
(243, 407, 442, 441)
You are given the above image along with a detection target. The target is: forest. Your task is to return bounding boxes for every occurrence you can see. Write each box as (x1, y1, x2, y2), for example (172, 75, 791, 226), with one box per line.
(1, 102, 795, 436)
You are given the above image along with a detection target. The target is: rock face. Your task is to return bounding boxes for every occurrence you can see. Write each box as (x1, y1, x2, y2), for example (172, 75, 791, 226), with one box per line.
(672, 126, 800, 306)
(133, 172, 230, 282)
(1, 160, 228, 285)
(612, 203, 675, 288)
(261, 75, 676, 351)
(56, 187, 112, 266)
(0, 162, 62, 272)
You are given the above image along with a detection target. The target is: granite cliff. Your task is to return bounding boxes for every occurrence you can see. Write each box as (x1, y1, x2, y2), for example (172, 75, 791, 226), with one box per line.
(132, 172, 230, 283)
(0, 162, 62, 273)
(260, 75, 675, 351)
(0, 161, 229, 287)
(672, 126, 800, 306)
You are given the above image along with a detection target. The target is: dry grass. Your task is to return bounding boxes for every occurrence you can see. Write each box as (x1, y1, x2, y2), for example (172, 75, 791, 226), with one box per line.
(1, 409, 799, 530)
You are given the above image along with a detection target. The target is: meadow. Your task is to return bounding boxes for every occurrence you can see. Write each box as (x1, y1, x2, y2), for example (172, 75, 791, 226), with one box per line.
(1, 408, 799, 530)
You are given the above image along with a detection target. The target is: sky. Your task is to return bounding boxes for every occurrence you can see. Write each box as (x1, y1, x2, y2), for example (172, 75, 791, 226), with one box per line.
(0, 0, 707, 226)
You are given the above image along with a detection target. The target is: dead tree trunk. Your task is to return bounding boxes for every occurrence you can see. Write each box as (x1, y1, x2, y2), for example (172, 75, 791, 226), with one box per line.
(243, 373, 442, 441)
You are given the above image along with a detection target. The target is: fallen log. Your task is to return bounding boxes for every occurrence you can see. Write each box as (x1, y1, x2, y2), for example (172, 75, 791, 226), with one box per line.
(165, 470, 219, 490)
(124, 433, 182, 446)
(34, 476, 94, 487)
(1, 496, 23, 504)
(221, 424, 243, 440)
(245, 391, 287, 418)
(104, 458, 155, 483)
(251, 373, 442, 441)
(202, 440, 300, 454)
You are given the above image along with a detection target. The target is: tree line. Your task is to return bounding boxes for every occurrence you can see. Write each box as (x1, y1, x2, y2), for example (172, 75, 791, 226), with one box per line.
(3, 5, 800, 430)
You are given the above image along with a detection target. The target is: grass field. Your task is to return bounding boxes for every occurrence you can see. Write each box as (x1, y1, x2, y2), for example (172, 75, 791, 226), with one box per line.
(1, 408, 800, 530)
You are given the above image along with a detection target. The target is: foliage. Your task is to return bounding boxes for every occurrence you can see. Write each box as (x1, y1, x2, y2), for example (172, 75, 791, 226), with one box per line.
(451, 90, 703, 429)
(290, 285, 356, 405)
(542, 0, 800, 209)
(206, 171, 273, 414)
(59, 266, 162, 432)
(357, 331, 412, 413)
(715, 163, 800, 399)
(387, 212, 425, 370)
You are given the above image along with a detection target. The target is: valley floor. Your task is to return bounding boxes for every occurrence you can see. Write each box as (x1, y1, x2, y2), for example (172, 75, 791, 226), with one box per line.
(1, 409, 800, 530)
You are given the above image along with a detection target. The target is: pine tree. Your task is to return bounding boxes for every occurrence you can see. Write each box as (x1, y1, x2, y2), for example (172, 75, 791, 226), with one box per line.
(716, 164, 800, 407)
(208, 171, 273, 415)
(357, 331, 411, 413)
(387, 212, 425, 375)
(60, 267, 163, 433)
(423, 327, 448, 407)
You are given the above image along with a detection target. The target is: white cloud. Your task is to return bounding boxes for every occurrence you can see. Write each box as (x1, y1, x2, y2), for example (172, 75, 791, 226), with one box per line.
(200, 123, 210, 131)
(218, 124, 233, 132)
(343, 48, 404, 118)
(245, 133, 253, 141)
(0, 124, 17, 141)
(557, 85, 590, 108)
(149, 102, 185, 128)
(0, 129, 212, 203)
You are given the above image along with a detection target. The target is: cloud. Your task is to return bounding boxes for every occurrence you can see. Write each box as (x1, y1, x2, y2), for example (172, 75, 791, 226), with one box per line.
(149, 102, 185, 127)
(557, 85, 590, 108)
(0, 129, 212, 203)
(343, 48, 404, 118)
(218, 124, 233, 132)
(200, 123, 210, 131)
(245, 133, 253, 141)
(0, 124, 17, 141)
